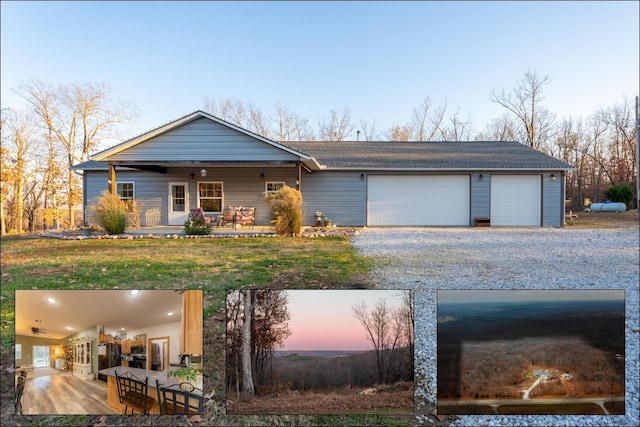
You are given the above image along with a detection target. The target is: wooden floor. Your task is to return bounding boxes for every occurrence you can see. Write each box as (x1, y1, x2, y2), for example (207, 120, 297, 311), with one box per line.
(21, 372, 119, 414)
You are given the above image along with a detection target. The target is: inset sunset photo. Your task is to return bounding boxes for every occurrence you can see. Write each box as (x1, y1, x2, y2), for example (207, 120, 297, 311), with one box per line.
(225, 289, 414, 415)
(437, 289, 625, 416)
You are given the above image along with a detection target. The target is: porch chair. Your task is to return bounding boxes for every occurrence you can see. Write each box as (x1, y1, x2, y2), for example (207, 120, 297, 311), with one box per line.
(115, 371, 155, 415)
(155, 379, 204, 415)
(190, 207, 214, 224)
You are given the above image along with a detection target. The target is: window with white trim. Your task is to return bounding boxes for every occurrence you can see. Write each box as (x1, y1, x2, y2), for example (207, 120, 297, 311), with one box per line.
(198, 182, 223, 213)
(15, 343, 22, 359)
(265, 181, 285, 195)
(116, 182, 135, 201)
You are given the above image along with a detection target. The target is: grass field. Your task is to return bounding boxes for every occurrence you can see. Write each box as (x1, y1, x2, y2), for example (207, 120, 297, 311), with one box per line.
(1, 235, 410, 427)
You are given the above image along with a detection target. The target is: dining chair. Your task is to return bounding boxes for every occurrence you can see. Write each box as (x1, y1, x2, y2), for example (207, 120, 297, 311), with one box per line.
(115, 371, 155, 415)
(15, 374, 27, 415)
(155, 379, 204, 415)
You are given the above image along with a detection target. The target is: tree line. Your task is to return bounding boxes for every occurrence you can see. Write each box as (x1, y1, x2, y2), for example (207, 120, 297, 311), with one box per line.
(438, 336, 624, 400)
(2, 70, 637, 233)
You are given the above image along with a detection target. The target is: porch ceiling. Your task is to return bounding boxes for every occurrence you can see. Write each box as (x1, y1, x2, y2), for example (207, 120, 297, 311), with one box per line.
(108, 160, 300, 168)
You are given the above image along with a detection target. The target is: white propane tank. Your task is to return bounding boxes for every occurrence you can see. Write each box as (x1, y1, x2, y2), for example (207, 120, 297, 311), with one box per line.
(589, 202, 627, 212)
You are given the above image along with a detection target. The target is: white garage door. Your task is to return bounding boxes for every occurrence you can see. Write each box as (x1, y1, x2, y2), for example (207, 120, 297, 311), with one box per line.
(491, 175, 541, 226)
(367, 175, 470, 226)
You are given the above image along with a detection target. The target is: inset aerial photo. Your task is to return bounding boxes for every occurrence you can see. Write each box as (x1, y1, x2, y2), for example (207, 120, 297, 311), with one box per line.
(437, 289, 625, 415)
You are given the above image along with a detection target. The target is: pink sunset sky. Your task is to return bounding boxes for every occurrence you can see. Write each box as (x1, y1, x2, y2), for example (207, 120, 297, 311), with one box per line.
(281, 289, 406, 351)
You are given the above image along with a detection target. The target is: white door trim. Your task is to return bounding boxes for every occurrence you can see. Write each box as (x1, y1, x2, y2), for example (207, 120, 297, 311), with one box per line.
(168, 182, 189, 225)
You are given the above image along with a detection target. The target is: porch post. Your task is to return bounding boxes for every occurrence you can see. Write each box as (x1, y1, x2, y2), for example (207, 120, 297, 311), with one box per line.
(108, 164, 116, 194)
(296, 163, 301, 191)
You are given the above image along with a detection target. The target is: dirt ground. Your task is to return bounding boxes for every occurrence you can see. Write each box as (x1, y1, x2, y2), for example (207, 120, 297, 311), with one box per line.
(226, 382, 414, 415)
(564, 208, 639, 229)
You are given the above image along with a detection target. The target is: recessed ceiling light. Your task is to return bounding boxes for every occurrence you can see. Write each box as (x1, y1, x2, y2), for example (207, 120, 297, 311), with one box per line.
(167, 312, 174, 316)
(66, 326, 73, 330)
(47, 297, 56, 303)
(130, 290, 139, 296)
(121, 328, 125, 331)
(35, 319, 43, 323)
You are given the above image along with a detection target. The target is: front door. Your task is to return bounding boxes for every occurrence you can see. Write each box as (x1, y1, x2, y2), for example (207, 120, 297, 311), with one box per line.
(168, 182, 189, 225)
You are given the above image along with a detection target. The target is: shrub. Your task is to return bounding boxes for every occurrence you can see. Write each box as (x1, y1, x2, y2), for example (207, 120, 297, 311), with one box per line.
(184, 215, 211, 235)
(604, 183, 633, 209)
(264, 185, 303, 236)
(90, 190, 128, 235)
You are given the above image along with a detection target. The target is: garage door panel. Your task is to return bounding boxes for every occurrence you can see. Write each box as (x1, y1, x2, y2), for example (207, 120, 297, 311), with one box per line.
(490, 175, 540, 226)
(368, 175, 469, 226)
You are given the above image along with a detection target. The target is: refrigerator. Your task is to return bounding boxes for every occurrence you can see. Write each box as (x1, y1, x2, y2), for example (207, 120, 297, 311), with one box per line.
(151, 343, 161, 371)
(98, 343, 121, 382)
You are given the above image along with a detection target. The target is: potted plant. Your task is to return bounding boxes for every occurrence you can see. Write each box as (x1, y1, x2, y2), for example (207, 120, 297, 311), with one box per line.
(324, 218, 332, 228)
(167, 365, 203, 391)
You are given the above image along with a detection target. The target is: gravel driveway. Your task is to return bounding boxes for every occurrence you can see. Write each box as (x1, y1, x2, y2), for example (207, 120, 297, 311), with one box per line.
(352, 227, 639, 427)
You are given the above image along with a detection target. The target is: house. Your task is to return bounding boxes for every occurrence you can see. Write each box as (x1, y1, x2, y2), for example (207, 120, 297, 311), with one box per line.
(73, 110, 573, 228)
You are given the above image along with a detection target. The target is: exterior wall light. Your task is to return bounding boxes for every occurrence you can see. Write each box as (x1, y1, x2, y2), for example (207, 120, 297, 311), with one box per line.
(550, 174, 556, 181)
(200, 169, 207, 177)
(360, 173, 365, 181)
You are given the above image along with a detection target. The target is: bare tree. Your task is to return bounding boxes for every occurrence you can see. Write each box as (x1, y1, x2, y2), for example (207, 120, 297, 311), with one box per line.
(241, 290, 255, 397)
(410, 96, 447, 141)
(227, 290, 291, 396)
(318, 107, 354, 141)
(272, 101, 314, 141)
(17, 79, 137, 228)
(3, 109, 39, 233)
(490, 69, 556, 149)
(384, 123, 412, 142)
(352, 298, 405, 383)
(476, 113, 520, 141)
(440, 108, 474, 141)
(358, 118, 379, 141)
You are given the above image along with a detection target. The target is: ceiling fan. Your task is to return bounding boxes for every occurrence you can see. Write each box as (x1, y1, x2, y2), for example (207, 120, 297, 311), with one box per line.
(30, 326, 48, 335)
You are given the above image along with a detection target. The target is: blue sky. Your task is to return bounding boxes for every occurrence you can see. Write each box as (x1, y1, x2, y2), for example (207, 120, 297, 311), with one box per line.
(282, 290, 406, 351)
(1, 1, 638, 145)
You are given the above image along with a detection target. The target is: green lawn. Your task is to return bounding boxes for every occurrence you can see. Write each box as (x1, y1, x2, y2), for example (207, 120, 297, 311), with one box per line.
(1, 235, 372, 344)
(2, 235, 405, 427)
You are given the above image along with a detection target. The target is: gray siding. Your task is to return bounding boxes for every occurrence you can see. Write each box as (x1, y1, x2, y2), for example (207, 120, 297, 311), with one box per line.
(470, 173, 491, 225)
(84, 167, 298, 226)
(542, 173, 563, 227)
(83, 168, 568, 228)
(110, 118, 299, 162)
(300, 172, 367, 226)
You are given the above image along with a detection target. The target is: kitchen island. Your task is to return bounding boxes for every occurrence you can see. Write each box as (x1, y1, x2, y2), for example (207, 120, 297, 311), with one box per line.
(98, 366, 180, 414)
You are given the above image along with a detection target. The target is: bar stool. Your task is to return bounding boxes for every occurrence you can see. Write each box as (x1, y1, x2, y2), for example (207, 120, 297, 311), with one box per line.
(156, 379, 204, 415)
(115, 371, 155, 415)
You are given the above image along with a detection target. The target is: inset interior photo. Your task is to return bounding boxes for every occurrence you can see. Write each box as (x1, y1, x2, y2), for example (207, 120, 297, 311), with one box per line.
(14, 289, 203, 415)
(225, 289, 414, 415)
(437, 289, 625, 415)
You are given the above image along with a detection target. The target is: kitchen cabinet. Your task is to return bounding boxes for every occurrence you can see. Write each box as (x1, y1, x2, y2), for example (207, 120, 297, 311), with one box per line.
(73, 340, 92, 380)
(121, 339, 146, 354)
(180, 290, 203, 355)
